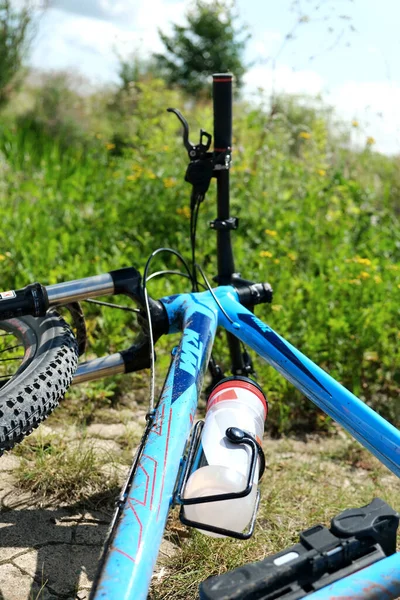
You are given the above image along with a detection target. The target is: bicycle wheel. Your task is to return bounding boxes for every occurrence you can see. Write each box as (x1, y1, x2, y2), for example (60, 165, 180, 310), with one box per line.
(0, 310, 79, 454)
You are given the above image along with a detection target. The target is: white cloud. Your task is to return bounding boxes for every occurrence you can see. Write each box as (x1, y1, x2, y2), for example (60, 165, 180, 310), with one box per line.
(330, 80, 400, 154)
(244, 64, 325, 97)
(30, 0, 186, 83)
(46, 0, 186, 27)
(249, 30, 282, 60)
(46, 0, 160, 25)
(244, 64, 400, 155)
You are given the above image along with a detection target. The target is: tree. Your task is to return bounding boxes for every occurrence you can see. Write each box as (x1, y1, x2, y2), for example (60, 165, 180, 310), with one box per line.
(0, 0, 35, 106)
(116, 52, 161, 93)
(154, 0, 249, 94)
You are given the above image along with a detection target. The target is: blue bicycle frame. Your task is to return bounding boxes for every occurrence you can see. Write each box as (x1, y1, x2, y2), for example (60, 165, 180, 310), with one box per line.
(92, 285, 400, 600)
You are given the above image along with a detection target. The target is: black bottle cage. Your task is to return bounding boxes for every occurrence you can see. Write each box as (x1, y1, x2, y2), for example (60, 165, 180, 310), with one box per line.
(174, 420, 265, 539)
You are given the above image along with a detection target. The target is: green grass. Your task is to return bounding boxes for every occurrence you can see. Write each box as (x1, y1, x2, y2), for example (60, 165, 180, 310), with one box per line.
(0, 76, 399, 435)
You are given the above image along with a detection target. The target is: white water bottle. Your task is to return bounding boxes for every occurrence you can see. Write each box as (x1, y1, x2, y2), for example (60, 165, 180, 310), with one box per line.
(183, 377, 267, 537)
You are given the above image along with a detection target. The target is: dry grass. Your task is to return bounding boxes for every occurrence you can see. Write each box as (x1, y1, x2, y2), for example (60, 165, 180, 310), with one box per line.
(14, 430, 120, 503)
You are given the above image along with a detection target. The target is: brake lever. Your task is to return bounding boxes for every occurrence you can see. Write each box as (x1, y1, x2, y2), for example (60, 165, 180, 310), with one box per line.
(168, 108, 212, 159)
(167, 108, 196, 156)
(200, 129, 212, 153)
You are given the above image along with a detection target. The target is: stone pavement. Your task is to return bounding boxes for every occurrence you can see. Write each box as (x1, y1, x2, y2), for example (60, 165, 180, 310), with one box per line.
(0, 442, 114, 599)
(0, 423, 176, 600)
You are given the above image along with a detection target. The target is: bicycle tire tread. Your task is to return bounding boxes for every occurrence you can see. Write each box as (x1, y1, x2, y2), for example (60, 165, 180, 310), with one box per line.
(0, 312, 79, 454)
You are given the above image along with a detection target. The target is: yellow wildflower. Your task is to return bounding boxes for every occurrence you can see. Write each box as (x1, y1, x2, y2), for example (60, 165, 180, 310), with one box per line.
(363, 351, 379, 362)
(374, 275, 382, 284)
(0, 255, 6, 261)
(287, 252, 297, 261)
(146, 171, 157, 179)
(163, 145, 170, 151)
(105, 143, 115, 151)
(351, 120, 359, 128)
(360, 271, 370, 279)
(317, 169, 326, 176)
(273, 259, 280, 264)
(126, 174, 138, 182)
(398, 284, 400, 289)
(349, 279, 361, 285)
(259, 250, 273, 258)
(350, 256, 371, 266)
(272, 305, 283, 312)
(366, 136, 375, 146)
(177, 206, 191, 219)
(299, 131, 311, 140)
(163, 177, 177, 188)
(265, 229, 278, 237)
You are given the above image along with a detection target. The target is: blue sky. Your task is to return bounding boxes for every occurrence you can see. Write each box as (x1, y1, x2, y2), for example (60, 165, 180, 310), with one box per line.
(24, 0, 400, 154)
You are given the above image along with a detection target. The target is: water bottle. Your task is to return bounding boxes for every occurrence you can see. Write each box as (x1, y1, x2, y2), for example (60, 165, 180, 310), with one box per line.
(183, 377, 267, 537)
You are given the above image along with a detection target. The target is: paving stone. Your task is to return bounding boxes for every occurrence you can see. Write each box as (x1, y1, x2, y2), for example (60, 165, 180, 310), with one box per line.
(0, 472, 18, 501)
(0, 562, 36, 600)
(0, 507, 74, 548)
(156, 539, 179, 564)
(86, 423, 127, 439)
(0, 454, 21, 471)
(28, 425, 54, 440)
(118, 409, 147, 425)
(100, 462, 128, 482)
(87, 438, 122, 455)
(75, 590, 91, 600)
(74, 518, 110, 546)
(13, 544, 101, 597)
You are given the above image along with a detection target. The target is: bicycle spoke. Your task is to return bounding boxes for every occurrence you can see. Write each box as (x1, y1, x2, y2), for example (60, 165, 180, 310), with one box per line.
(0, 344, 22, 354)
(0, 330, 25, 383)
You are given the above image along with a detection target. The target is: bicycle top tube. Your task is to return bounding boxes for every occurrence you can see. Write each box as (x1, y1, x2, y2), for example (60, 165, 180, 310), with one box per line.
(160, 286, 400, 479)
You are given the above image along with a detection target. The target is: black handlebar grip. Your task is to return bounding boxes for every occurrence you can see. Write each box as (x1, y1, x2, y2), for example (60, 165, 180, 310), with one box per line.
(213, 73, 232, 152)
(0, 283, 49, 320)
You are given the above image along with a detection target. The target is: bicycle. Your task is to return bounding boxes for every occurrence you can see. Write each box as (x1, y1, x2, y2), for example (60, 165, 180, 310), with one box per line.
(0, 73, 399, 600)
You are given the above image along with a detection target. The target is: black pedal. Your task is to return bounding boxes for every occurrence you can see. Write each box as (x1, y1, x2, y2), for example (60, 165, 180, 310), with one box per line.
(199, 498, 399, 600)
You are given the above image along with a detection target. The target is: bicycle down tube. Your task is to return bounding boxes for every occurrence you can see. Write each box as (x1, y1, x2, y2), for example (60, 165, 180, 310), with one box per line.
(90, 285, 400, 600)
(91, 290, 220, 599)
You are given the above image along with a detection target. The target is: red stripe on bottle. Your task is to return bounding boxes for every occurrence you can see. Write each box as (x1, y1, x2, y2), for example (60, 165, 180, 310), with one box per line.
(207, 380, 268, 416)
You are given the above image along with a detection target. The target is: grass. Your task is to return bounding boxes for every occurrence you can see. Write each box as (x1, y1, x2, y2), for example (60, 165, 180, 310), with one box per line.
(14, 431, 121, 503)
(150, 434, 400, 599)
(1, 77, 400, 433)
